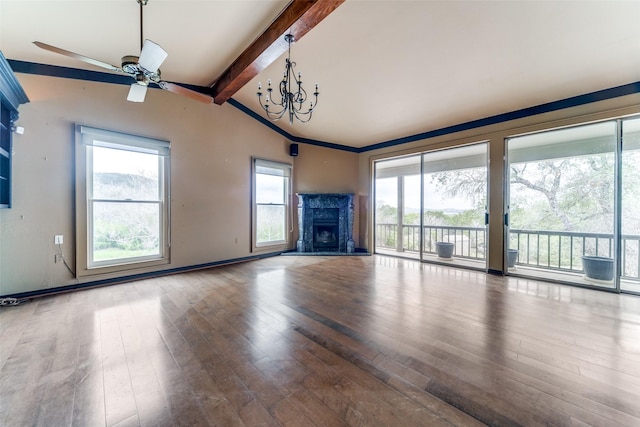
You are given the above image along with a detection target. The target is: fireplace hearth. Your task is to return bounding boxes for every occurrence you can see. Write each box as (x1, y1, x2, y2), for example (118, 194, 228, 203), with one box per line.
(297, 193, 354, 253)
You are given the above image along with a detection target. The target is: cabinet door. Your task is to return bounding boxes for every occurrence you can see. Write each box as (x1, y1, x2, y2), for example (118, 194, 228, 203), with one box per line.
(0, 103, 11, 208)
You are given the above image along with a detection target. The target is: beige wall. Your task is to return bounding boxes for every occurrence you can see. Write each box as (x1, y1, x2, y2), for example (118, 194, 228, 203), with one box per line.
(0, 74, 359, 295)
(358, 94, 640, 272)
(291, 143, 360, 246)
(3, 73, 638, 296)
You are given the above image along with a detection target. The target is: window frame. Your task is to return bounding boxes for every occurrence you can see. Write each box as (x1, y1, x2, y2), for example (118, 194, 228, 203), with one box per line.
(251, 157, 293, 252)
(75, 125, 170, 277)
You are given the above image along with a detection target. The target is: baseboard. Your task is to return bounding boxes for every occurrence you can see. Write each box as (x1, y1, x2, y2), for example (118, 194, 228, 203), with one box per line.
(1, 251, 283, 300)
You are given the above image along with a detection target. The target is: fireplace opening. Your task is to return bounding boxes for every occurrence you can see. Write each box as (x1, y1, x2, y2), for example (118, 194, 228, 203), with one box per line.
(312, 207, 339, 250)
(313, 223, 339, 250)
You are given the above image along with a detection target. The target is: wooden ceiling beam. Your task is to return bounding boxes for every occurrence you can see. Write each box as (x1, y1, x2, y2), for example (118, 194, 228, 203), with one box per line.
(211, 0, 344, 105)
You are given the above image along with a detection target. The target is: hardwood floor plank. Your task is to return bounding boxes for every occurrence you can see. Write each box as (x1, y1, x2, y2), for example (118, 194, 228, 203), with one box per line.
(1, 255, 639, 426)
(99, 305, 139, 426)
(116, 300, 173, 426)
(238, 397, 280, 427)
(71, 341, 106, 427)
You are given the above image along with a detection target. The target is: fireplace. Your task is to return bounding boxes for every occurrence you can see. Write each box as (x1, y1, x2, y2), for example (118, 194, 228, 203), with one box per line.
(297, 193, 355, 253)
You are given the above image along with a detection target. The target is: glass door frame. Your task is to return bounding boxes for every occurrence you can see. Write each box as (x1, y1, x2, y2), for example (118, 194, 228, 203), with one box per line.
(503, 117, 640, 294)
(373, 142, 489, 272)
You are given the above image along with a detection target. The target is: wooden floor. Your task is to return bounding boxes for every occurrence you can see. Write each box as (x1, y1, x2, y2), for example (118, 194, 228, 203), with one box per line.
(1, 255, 640, 426)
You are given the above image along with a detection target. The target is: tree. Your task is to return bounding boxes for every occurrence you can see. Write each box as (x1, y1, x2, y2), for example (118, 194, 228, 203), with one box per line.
(427, 167, 487, 228)
(429, 153, 640, 233)
(430, 167, 487, 209)
(510, 155, 616, 232)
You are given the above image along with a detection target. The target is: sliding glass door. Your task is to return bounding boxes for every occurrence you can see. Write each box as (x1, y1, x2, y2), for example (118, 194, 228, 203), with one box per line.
(374, 143, 488, 270)
(422, 144, 487, 269)
(374, 155, 421, 259)
(373, 116, 639, 293)
(506, 117, 640, 293)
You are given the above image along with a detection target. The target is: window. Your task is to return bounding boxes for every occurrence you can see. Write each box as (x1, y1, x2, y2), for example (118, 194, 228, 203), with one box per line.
(252, 158, 292, 250)
(76, 125, 170, 275)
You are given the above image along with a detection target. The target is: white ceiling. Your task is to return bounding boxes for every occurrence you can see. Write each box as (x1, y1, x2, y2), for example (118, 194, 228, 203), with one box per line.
(2, 0, 639, 149)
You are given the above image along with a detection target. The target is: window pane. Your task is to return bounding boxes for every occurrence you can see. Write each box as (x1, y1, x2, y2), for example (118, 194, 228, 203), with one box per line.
(256, 204, 285, 243)
(374, 176, 398, 251)
(92, 201, 160, 262)
(507, 121, 616, 289)
(92, 146, 159, 200)
(256, 173, 285, 204)
(621, 117, 640, 292)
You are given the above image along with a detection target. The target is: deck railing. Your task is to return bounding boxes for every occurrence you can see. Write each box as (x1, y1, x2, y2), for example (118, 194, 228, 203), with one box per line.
(375, 223, 640, 280)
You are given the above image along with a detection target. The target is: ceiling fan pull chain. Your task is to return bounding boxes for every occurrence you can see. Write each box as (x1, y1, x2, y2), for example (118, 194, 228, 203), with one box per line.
(139, 0, 145, 51)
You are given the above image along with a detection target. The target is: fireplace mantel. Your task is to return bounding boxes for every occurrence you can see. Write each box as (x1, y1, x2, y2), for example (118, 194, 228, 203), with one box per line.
(296, 193, 355, 253)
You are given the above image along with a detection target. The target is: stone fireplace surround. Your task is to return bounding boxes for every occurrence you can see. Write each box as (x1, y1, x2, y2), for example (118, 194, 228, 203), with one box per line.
(296, 193, 355, 253)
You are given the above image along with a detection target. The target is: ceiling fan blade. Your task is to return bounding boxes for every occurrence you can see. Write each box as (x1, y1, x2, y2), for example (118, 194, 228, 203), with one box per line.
(33, 41, 124, 73)
(127, 83, 147, 102)
(159, 82, 213, 104)
(138, 39, 168, 72)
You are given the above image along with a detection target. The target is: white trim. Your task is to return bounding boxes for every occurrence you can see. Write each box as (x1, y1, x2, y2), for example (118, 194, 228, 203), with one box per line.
(79, 125, 170, 156)
(76, 125, 171, 277)
(251, 157, 293, 252)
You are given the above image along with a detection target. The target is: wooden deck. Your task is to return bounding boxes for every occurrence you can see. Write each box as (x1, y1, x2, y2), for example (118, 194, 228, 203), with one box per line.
(1, 255, 639, 426)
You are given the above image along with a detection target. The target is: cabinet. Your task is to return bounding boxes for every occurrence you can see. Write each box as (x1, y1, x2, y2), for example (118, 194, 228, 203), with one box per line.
(0, 52, 29, 208)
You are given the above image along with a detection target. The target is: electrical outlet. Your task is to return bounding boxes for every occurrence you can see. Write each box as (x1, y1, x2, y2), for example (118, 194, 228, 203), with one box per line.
(54, 235, 63, 245)
(55, 254, 63, 263)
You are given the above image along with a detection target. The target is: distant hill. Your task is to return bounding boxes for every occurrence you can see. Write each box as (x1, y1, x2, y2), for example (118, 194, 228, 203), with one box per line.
(406, 207, 466, 215)
(94, 172, 158, 199)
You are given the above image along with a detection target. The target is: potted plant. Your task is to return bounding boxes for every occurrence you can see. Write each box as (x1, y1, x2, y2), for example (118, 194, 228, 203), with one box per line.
(436, 242, 455, 259)
(507, 249, 519, 268)
(581, 256, 614, 281)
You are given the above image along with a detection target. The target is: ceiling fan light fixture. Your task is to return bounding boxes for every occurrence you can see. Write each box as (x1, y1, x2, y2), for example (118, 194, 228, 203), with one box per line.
(127, 83, 148, 102)
(138, 39, 168, 72)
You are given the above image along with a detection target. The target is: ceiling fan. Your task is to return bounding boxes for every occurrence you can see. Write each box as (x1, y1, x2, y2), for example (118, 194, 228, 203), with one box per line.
(33, 0, 213, 104)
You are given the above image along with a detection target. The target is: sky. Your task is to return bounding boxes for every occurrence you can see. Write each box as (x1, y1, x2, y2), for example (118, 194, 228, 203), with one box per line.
(93, 146, 158, 178)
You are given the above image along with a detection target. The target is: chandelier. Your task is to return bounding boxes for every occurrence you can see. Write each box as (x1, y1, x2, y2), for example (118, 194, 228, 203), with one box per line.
(257, 34, 319, 124)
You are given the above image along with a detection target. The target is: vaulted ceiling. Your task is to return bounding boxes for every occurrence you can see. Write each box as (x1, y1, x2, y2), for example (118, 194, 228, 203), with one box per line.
(2, 0, 639, 149)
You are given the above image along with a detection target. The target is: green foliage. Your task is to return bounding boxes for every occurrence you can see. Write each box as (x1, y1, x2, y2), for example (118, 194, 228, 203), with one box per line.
(442, 209, 484, 227)
(92, 172, 161, 260)
(509, 155, 617, 232)
(404, 212, 420, 225)
(376, 203, 483, 228)
(93, 214, 159, 260)
(257, 205, 285, 243)
(375, 201, 398, 224)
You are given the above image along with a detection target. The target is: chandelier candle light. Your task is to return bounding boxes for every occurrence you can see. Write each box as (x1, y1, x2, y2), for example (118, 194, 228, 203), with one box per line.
(257, 34, 319, 124)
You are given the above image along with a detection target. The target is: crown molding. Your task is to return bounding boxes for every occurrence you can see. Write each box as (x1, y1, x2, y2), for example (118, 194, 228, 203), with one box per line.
(8, 59, 640, 154)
